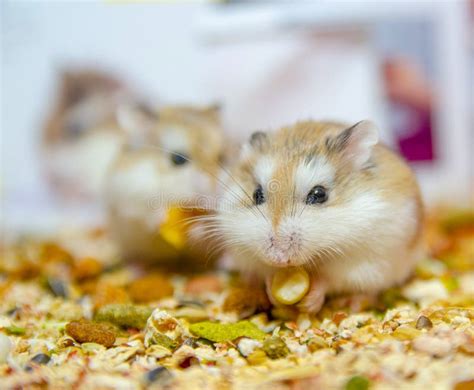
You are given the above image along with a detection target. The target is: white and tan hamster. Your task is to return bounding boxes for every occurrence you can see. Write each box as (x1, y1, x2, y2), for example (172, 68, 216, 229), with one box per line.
(41, 69, 138, 200)
(212, 120, 424, 313)
(105, 104, 225, 267)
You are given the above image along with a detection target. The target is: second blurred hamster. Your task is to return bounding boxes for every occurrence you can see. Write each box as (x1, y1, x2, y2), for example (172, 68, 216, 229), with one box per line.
(105, 104, 225, 267)
(41, 69, 138, 200)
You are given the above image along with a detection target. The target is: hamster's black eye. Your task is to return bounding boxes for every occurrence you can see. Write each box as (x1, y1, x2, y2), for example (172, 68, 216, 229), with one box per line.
(66, 122, 85, 138)
(253, 185, 265, 205)
(306, 185, 328, 205)
(171, 153, 189, 166)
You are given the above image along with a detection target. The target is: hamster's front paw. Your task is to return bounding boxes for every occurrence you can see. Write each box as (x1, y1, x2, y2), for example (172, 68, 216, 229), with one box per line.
(297, 278, 327, 314)
(264, 274, 280, 306)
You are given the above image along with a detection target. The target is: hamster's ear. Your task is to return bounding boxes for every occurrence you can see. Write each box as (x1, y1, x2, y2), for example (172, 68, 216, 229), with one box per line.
(206, 102, 222, 113)
(201, 103, 222, 123)
(59, 70, 87, 107)
(240, 131, 268, 159)
(116, 102, 158, 146)
(327, 120, 379, 168)
(249, 131, 268, 150)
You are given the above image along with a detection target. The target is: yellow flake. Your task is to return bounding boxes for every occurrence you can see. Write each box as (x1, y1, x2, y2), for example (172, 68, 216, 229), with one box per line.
(160, 207, 189, 250)
(271, 268, 310, 305)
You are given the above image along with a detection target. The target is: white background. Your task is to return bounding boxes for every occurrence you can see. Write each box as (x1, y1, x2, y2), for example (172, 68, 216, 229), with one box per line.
(1, 1, 472, 232)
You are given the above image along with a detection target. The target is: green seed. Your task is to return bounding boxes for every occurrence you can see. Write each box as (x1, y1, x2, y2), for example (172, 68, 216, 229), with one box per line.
(189, 321, 266, 342)
(262, 337, 290, 359)
(5, 326, 26, 335)
(147, 333, 178, 351)
(345, 375, 370, 390)
(95, 304, 153, 329)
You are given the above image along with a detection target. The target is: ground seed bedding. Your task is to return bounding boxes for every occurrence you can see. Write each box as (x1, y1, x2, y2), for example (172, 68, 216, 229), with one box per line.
(0, 208, 473, 389)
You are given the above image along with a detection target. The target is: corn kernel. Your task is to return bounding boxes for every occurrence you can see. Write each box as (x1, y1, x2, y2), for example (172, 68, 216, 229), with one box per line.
(271, 269, 310, 305)
(160, 207, 188, 249)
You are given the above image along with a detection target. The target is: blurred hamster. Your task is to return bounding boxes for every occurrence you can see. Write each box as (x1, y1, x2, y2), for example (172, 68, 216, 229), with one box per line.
(41, 69, 140, 200)
(105, 104, 226, 267)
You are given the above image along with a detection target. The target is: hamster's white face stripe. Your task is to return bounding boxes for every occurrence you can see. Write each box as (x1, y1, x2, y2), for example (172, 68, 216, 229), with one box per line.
(159, 128, 190, 152)
(254, 156, 275, 186)
(239, 143, 253, 162)
(218, 156, 274, 209)
(219, 182, 250, 209)
(295, 156, 335, 198)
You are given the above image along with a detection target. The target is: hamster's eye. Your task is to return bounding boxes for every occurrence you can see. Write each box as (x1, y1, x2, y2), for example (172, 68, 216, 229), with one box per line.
(171, 153, 189, 166)
(306, 185, 328, 205)
(253, 185, 265, 205)
(66, 121, 85, 138)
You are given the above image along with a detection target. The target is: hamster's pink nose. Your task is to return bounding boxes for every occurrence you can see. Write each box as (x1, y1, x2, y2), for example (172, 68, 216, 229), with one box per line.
(265, 231, 303, 265)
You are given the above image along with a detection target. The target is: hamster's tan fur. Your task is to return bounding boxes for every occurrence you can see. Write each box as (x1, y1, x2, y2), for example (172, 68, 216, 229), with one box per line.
(213, 120, 424, 313)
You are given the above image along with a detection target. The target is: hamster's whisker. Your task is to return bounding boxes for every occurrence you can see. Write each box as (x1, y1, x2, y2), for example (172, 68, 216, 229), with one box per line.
(291, 183, 297, 218)
(189, 142, 270, 223)
(231, 246, 256, 265)
(297, 159, 322, 218)
(179, 215, 220, 227)
(207, 151, 271, 226)
(137, 143, 253, 215)
(303, 236, 347, 262)
(282, 163, 296, 219)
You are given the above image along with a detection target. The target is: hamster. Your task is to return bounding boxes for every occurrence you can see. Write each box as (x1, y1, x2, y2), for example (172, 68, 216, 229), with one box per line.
(105, 104, 225, 266)
(41, 69, 138, 200)
(211, 120, 424, 313)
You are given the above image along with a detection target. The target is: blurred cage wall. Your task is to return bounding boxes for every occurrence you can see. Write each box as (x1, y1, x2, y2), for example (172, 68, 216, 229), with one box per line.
(1, 0, 473, 232)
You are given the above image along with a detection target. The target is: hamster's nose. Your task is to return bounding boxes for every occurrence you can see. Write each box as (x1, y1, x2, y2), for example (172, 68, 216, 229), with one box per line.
(288, 231, 303, 250)
(268, 231, 302, 253)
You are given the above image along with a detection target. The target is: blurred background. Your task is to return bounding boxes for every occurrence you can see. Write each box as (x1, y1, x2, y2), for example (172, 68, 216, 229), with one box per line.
(1, 0, 473, 233)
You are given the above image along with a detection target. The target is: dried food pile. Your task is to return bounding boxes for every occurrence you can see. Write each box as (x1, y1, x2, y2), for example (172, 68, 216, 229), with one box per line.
(0, 209, 473, 389)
